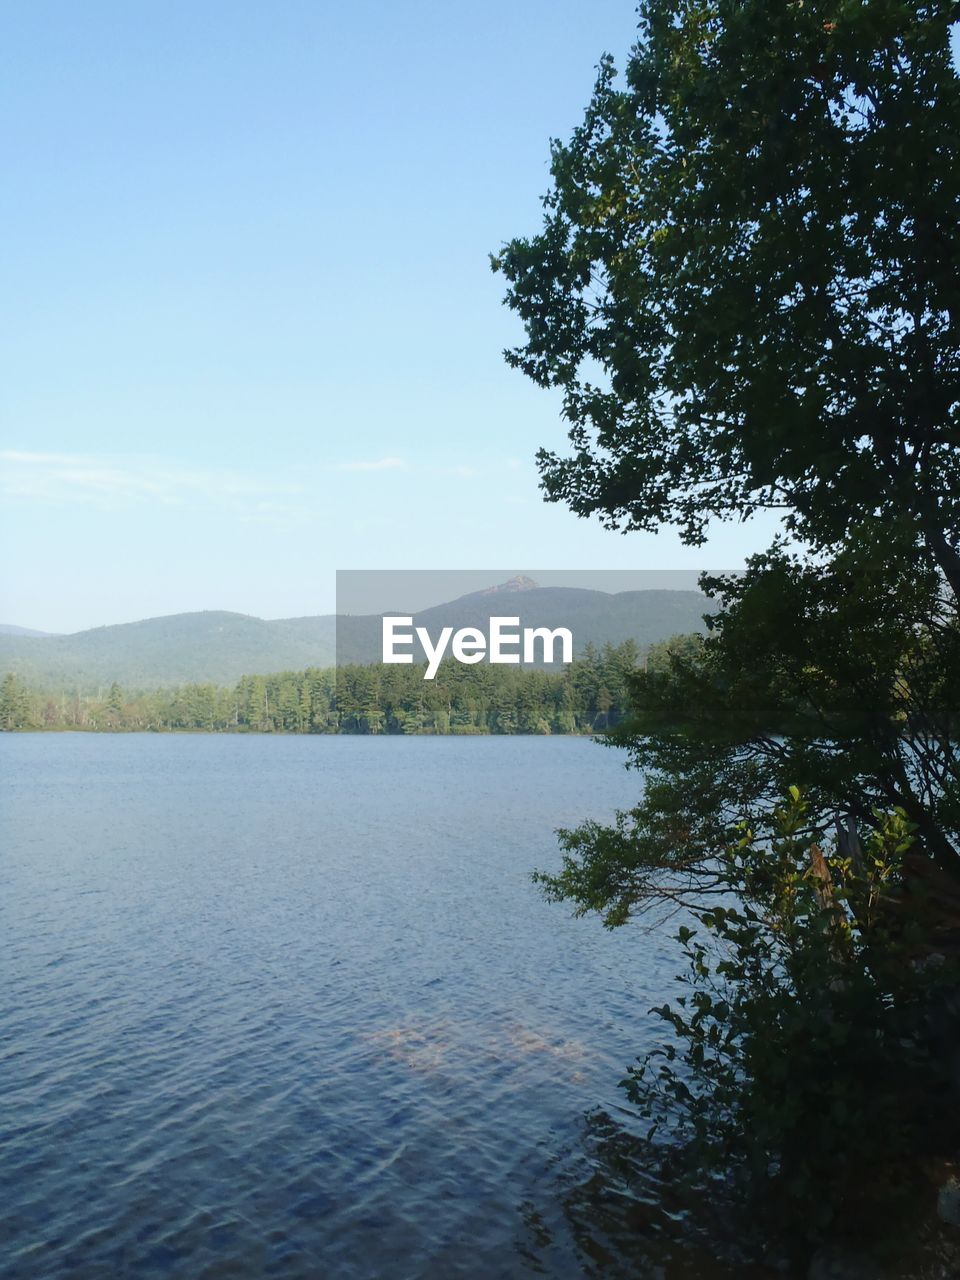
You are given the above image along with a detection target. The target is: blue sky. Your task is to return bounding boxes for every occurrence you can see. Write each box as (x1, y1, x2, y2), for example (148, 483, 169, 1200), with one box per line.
(1, 1, 783, 633)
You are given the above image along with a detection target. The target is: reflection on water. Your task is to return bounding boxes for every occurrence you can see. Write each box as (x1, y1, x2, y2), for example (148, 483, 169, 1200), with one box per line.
(518, 1109, 783, 1280)
(3, 733, 757, 1278)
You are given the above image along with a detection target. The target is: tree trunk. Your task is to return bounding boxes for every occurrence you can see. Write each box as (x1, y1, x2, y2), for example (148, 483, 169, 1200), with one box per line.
(925, 528, 960, 604)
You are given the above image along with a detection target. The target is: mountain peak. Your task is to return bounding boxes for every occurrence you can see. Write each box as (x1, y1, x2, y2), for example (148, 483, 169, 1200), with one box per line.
(479, 575, 539, 596)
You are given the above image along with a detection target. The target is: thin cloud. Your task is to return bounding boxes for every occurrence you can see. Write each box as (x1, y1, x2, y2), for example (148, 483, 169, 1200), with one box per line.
(0, 450, 511, 514)
(0, 450, 90, 466)
(0, 451, 304, 514)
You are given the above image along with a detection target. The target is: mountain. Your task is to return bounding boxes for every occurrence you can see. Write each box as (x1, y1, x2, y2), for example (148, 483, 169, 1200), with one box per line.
(470, 574, 539, 595)
(336, 582, 714, 665)
(0, 582, 714, 691)
(0, 624, 58, 637)
(0, 612, 337, 691)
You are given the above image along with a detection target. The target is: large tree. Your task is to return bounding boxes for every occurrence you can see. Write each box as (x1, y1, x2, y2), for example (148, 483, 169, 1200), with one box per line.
(494, 0, 960, 588)
(495, 8, 960, 1247)
(494, 0, 960, 877)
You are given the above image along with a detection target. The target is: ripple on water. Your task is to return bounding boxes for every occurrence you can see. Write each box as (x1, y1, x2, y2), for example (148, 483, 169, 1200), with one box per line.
(2, 734, 699, 1279)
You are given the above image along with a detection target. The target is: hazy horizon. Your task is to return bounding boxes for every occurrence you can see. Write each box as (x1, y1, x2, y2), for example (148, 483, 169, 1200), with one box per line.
(3, 568, 721, 635)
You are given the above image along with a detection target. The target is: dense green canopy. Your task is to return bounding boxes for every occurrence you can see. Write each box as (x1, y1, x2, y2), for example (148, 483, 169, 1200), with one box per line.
(494, 0, 960, 1250)
(494, 0, 960, 585)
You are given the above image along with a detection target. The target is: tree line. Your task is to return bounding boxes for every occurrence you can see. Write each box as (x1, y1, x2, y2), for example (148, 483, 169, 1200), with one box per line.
(0, 638, 672, 734)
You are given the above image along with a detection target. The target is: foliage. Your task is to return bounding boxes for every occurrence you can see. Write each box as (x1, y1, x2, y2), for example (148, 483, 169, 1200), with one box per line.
(625, 790, 958, 1249)
(539, 544, 960, 919)
(0, 639, 647, 736)
(493, 0, 960, 588)
(499, 0, 960, 1255)
(0, 672, 29, 730)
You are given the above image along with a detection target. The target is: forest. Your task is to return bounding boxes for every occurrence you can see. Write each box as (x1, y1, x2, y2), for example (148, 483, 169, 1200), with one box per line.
(0, 638, 678, 735)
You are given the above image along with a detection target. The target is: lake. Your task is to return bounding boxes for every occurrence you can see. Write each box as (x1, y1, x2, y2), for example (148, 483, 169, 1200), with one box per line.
(2, 734, 706, 1279)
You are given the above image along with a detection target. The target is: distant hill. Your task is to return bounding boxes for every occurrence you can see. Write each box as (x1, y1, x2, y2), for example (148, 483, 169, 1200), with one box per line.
(0, 612, 337, 691)
(0, 623, 58, 637)
(336, 583, 715, 665)
(0, 581, 714, 691)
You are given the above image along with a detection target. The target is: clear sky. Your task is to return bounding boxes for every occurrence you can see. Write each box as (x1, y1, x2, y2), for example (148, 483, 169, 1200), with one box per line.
(0, 0, 784, 634)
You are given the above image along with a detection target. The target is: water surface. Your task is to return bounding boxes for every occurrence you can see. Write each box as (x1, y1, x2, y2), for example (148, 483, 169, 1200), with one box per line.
(2, 734, 689, 1278)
